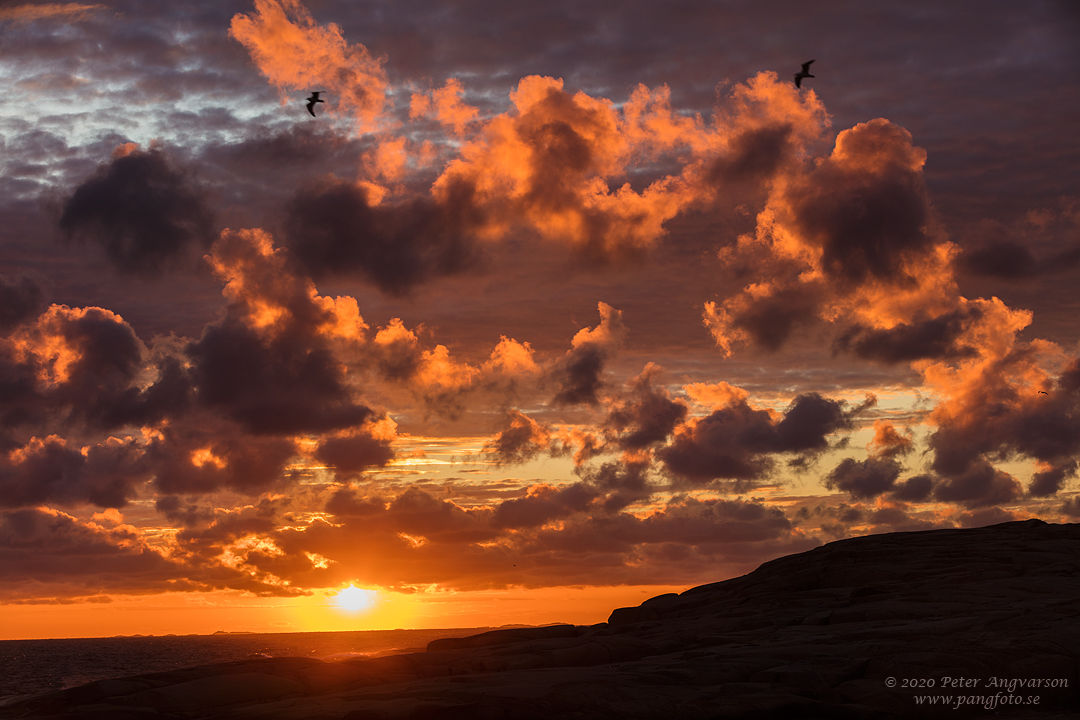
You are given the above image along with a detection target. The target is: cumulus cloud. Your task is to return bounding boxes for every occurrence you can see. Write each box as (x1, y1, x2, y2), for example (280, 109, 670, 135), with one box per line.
(705, 119, 953, 358)
(187, 228, 373, 434)
(0, 503, 315, 602)
(824, 456, 903, 499)
(485, 409, 552, 465)
(492, 482, 596, 529)
(0, 304, 191, 444)
(229, 0, 388, 131)
(700, 112, 1080, 506)
(660, 393, 868, 486)
(59, 144, 216, 275)
(231, 3, 832, 279)
(603, 363, 687, 450)
(314, 417, 396, 476)
(931, 459, 1024, 509)
(833, 307, 981, 364)
(283, 176, 485, 296)
(914, 310, 1080, 499)
(145, 418, 298, 496)
(0, 435, 148, 509)
(549, 302, 625, 406)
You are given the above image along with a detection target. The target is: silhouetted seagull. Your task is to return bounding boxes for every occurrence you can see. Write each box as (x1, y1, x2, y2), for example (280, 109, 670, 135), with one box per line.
(794, 60, 815, 88)
(1039, 391, 1049, 395)
(306, 91, 325, 117)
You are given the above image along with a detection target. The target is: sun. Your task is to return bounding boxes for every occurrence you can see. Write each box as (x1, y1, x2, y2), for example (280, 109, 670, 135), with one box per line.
(334, 584, 377, 612)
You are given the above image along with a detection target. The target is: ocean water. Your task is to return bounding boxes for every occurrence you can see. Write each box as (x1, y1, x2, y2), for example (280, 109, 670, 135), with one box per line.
(0, 627, 493, 705)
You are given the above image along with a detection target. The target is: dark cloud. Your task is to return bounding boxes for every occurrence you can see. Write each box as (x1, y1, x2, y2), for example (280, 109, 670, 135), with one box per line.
(604, 365, 688, 449)
(283, 176, 484, 296)
(186, 229, 374, 435)
(324, 487, 385, 517)
(928, 360, 1080, 491)
(835, 307, 981, 364)
(705, 123, 795, 187)
(549, 303, 625, 407)
(1058, 356, 1080, 393)
(932, 460, 1024, 509)
(958, 240, 1037, 279)
(725, 283, 822, 353)
(188, 318, 371, 434)
(551, 343, 606, 406)
(315, 427, 395, 475)
(154, 495, 214, 528)
(575, 459, 653, 511)
(889, 474, 935, 502)
(270, 486, 818, 591)
(1028, 462, 1077, 497)
(0, 274, 46, 334)
(492, 482, 597, 529)
(485, 409, 552, 465)
(0, 306, 191, 442)
(786, 120, 933, 287)
(1060, 496, 1080, 518)
(0, 436, 147, 509)
(660, 393, 864, 485)
(825, 456, 902, 499)
(0, 507, 175, 590)
(957, 239, 1080, 280)
(146, 420, 297, 495)
(173, 498, 283, 554)
(59, 145, 216, 274)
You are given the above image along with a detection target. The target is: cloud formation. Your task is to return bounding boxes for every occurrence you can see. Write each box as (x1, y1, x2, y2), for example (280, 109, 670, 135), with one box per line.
(59, 144, 216, 275)
(187, 228, 373, 434)
(660, 393, 868, 487)
(283, 176, 485, 295)
(229, 0, 388, 131)
(2, 0, 1078, 613)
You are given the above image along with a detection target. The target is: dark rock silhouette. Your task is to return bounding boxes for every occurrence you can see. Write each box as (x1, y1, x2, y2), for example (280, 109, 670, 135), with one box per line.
(795, 60, 815, 88)
(306, 92, 324, 117)
(5, 520, 1078, 719)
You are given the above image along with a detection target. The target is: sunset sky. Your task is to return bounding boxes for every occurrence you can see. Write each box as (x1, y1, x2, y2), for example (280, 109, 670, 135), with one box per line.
(1, 0, 1079, 640)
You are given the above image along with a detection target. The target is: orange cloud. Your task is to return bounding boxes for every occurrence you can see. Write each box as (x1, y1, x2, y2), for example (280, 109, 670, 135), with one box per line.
(233, 3, 832, 268)
(229, 0, 388, 131)
(683, 381, 750, 410)
(0, 3, 103, 24)
(411, 78, 479, 135)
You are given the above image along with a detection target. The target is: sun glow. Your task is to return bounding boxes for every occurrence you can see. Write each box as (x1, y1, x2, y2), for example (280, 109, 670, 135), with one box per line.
(334, 584, 377, 612)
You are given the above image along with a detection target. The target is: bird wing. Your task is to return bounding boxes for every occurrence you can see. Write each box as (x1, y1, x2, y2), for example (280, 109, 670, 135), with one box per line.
(802, 60, 815, 72)
(794, 76, 802, 88)
(306, 101, 316, 117)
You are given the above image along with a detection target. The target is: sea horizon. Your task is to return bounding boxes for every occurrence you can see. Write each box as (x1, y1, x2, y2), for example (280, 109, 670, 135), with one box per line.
(0, 625, 517, 703)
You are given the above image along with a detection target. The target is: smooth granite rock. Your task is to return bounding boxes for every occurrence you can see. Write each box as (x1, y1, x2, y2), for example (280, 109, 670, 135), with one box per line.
(4, 519, 1078, 719)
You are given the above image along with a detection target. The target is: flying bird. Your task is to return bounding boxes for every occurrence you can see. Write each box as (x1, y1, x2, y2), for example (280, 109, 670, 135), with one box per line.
(794, 60, 815, 88)
(306, 91, 325, 117)
(1039, 391, 1049, 395)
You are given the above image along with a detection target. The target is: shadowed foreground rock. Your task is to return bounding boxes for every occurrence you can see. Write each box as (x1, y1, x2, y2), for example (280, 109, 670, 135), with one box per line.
(4, 519, 1078, 719)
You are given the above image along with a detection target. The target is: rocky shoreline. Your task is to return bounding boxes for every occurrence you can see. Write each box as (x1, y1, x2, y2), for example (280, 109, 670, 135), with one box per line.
(4, 519, 1078, 719)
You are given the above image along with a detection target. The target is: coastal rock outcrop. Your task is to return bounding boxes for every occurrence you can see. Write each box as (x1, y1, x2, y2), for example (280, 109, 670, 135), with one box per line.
(4, 519, 1078, 719)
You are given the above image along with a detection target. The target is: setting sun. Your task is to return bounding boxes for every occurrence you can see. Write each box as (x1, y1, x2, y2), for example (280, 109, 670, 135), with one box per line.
(334, 585, 377, 613)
